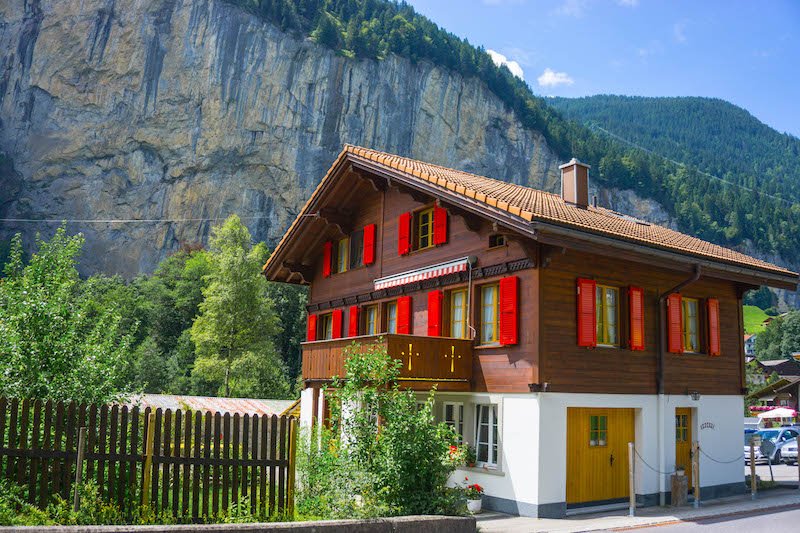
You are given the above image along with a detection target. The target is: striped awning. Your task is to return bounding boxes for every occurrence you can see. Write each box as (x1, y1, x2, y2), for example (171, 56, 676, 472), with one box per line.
(374, 256, 470, 290)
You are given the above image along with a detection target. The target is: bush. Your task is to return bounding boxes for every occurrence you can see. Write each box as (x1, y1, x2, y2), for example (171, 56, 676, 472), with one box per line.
(296, 340, 466, 519)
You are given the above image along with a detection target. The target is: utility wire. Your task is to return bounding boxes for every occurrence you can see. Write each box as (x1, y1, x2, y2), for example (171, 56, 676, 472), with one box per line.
(0, 216, 270, 224)
(587, 123, 797, 207)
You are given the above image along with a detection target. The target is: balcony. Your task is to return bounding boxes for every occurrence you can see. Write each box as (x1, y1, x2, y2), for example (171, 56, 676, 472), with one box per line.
(301, 334, 474, 391)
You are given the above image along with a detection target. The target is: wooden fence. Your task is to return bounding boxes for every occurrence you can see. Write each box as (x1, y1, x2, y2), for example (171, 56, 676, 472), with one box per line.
(0, 398, 297, 520)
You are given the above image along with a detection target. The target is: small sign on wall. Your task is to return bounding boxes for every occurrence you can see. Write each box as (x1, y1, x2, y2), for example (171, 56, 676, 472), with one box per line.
(700, 422, 715, 431)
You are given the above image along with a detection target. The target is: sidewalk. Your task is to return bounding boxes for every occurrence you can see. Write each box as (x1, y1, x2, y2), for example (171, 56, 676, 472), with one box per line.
(476, 488, 800, 532)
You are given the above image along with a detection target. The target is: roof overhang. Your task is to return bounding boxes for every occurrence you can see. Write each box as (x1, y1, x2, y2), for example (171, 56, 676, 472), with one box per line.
(263, 149, 799, 291)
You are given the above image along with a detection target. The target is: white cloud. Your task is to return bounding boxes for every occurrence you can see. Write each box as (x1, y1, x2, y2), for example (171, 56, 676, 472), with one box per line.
(553, 0, 588, 17)
(673, 21, 688, 43)
(537, 68, 574, 88)
(487, 49, 525, 80)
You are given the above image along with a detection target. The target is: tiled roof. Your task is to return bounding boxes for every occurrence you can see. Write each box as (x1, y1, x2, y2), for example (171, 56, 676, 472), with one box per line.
(344, 145, 795, 277)
(125, 394, 295, 417)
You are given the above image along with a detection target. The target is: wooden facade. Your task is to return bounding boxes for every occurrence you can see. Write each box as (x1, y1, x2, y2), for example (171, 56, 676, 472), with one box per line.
(263, 148, 797, 397)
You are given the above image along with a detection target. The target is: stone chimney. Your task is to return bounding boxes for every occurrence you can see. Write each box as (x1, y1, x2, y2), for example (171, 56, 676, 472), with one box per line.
(559, 158, 591, 208)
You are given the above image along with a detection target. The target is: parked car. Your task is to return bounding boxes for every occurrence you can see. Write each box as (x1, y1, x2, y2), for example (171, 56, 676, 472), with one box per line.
(783, 438, 798, 465)
(744, 427, 800, 464)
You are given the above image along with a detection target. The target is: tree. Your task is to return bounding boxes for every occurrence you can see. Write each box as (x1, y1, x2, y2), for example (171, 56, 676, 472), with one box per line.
(0, 228, 135, 403)
(189, 215, 289, 398)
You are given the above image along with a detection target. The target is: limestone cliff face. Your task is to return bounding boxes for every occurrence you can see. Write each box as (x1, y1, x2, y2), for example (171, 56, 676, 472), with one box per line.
(0, 0, 713, 278)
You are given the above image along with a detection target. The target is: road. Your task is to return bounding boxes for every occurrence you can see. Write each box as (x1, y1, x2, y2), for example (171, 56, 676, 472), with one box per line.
(746, 462, 800, 485)
(619, 506, 800, 531)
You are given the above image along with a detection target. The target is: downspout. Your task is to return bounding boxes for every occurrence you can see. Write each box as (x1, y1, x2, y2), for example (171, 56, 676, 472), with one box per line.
(656, 265, 701, 505)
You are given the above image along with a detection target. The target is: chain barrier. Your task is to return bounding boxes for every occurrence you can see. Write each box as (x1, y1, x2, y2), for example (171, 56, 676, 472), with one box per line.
(633, 447, 678, 475)
(699, 448, 745, 464)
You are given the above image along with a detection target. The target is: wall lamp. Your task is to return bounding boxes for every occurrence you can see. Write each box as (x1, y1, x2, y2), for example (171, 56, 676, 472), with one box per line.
(688, 391, 701, 401)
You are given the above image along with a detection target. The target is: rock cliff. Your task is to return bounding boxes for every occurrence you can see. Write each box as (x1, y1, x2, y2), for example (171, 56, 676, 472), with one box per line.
(0, 0, 679, 275)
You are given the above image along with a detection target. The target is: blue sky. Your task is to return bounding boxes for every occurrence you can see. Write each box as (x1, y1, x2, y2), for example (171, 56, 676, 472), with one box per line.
(407, 0, 800, 137)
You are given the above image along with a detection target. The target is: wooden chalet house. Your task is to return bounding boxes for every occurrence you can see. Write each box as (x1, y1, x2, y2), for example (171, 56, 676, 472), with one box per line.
(262, 145, 798, 518)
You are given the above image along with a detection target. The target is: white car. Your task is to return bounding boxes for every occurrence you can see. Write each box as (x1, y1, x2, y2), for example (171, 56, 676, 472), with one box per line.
(783, 438, 798, 465)
(744, 428, 800, 464)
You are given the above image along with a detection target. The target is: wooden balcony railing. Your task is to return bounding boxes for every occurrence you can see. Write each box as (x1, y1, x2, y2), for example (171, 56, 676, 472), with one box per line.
(301, 334, 474, 391)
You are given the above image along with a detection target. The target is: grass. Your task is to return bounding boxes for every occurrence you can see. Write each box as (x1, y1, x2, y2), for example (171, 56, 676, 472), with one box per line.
(743, 305, 769, 334)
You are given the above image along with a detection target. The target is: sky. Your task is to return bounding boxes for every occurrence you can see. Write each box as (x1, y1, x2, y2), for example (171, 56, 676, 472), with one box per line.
(407, 0, 800, 137)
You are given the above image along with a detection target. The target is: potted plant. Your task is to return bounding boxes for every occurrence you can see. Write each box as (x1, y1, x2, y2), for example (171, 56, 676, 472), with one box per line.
(675, 464, 686, 477)
(464, 444, 477, 467)
(464, 480, 484, 513)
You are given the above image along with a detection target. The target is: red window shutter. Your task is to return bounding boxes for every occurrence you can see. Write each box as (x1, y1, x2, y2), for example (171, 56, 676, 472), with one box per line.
(322, 241, 332, 278)
(628, 286, 645, 351)
(363, 224, 376, 265)
(667, 293, 683, 354)
(499, 276, 519, 345)
(433, 206, 448, 245)
(576, 278, 597, 347)
(398, 212, 412, 255)
(331, 309, 343, 339)
(348, 305, 359, 337)
(397, 296, 412, 334)
(306, 314, 317, 342)
(707, 298, 721, 356)
(427, 290, 444, 336)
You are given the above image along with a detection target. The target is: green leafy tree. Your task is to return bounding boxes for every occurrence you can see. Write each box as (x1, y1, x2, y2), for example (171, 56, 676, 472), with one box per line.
(0, 228, 134, 403)
(190, 215, 289, 398)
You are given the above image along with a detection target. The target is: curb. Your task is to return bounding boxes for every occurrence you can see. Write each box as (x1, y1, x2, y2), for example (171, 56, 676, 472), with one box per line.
(608, 502, 800, 531)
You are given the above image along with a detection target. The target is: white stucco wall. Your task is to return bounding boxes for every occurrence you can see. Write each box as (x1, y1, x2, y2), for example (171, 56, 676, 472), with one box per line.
(299, 387, 315, 427)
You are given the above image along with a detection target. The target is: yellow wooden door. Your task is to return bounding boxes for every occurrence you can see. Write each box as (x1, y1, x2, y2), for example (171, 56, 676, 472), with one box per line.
(567, 408, 635, 505)
(675, 408, 693, 487)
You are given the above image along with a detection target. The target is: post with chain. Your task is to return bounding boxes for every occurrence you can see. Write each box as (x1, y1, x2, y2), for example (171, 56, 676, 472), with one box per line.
(628, 442, 635, 517)
(749, 440, 757, 499)
(692, 441, 700, 508)
(73, 427, 87, 512)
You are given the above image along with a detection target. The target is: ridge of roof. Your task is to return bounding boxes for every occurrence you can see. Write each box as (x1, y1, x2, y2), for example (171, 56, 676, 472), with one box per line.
(263, 145, 797, 281)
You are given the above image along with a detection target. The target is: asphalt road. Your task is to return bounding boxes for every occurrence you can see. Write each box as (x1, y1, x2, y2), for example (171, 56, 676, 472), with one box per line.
(623, 506, 800, 531)
(746, 462, 800, 485)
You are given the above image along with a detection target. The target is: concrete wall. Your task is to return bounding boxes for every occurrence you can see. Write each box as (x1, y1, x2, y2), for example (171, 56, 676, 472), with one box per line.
(0, 516, 475, 533)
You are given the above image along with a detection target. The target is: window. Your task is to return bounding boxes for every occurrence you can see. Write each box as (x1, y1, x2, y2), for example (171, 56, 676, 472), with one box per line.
(336, 237, 349, 274)
(386, 301, 398, 334)
(595, 285, 620, 346)
(480, 284, 499, 345)
(476, 404, 499, 466)
(319, 313, 333, 340)
(489, 234, 507, 248)
(675, 413, 689, 442)
(349, 229, 364, 269)
(416, 208, 435, 250)
(589, 415, 607, 447)
(449, 289, 468, 339)
(682, 298, 700, 352)
(444, 403, 464, 440)
(364, 305, 378, 335)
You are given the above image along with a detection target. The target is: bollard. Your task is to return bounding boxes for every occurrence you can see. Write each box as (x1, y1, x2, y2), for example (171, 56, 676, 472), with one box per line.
(73, 427, 87, 512)
(628, 442, 635, 517)
(750, 441, 757, 499)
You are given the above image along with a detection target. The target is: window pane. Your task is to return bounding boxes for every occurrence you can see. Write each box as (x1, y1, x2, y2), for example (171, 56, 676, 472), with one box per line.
(387, 303, 397, 334)
(337, 238, 349, 273)
(481, 286, 497, 344)
(350, 230, 363, 269)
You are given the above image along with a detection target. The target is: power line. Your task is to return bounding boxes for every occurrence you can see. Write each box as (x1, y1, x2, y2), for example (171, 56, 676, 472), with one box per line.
(587, 123, 797, 207)
(0, 216, 270, 224)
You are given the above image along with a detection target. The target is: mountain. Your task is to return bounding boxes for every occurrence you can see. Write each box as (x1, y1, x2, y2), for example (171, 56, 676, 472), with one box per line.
(1, 0, 798, 293)
(547, 95, 800, 203)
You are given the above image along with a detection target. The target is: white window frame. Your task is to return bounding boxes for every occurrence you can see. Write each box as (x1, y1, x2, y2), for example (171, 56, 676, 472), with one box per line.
(443, 402, 464, 441)
(475, 404, 499, 468)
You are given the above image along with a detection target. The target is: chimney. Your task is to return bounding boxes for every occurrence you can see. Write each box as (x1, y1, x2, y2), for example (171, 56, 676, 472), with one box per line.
(559, 158, 591, 208)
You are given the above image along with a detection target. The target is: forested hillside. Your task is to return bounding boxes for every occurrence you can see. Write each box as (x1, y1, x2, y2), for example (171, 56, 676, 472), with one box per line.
(548, 95, 800, 203)
(233, 0, 800, 265)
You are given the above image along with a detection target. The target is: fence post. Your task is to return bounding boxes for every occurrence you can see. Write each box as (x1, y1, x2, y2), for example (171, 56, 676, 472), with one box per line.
(142, 412, 156, 507)
(287, 418, 298, 518)
(692, 441, 700, 508)
(628, 441, 635, 517)
(749, 441, 757, 499)
(72, 427, 87, 512)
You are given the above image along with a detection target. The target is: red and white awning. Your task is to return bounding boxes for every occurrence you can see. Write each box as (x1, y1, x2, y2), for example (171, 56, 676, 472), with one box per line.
(374, 257, 471, 290)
